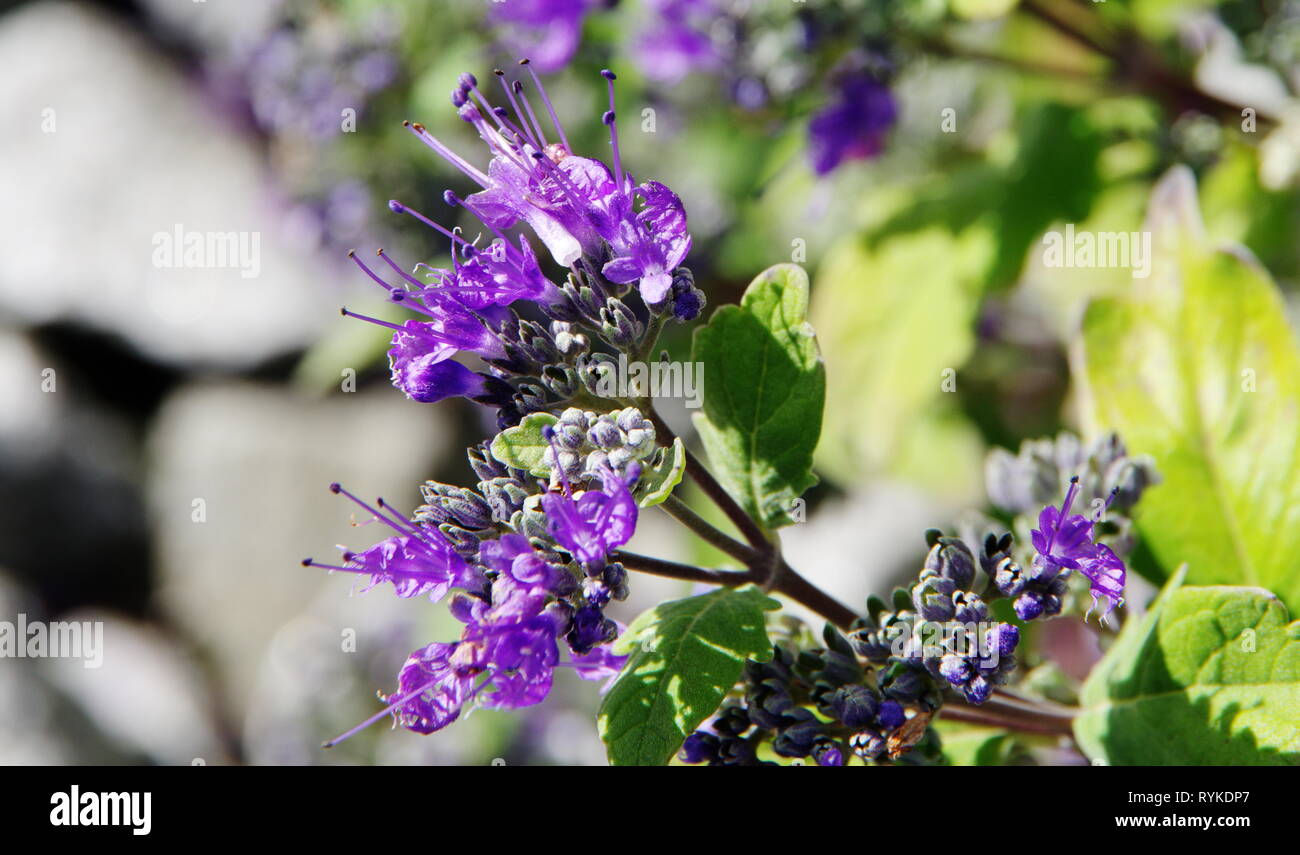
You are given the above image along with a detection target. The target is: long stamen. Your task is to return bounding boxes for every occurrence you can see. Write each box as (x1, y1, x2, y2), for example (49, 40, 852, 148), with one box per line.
(1043, 475, 1082, 557)
(491, 69, 542, 149)
(340, 307, 405, 331)
(347, 250, 396, 293)
(1094, 486, 1120, 522)
(601, 70, 624, 191)
(521, 59, 569, 150)
(330, 482, 420, 537)
(463, 106, 538, 177)
(467, 84, 532, 155)
(512, 79, 550, 149)
(375, 248, 425, 290)
(376, 497, 423, 534)
(529, 150, 590, 212)
(387, 201, 474, 252)
(301, 555, 362, 574)
(403, 121, 491, 187)
(322, 673, 445, 748)
(1060, 475, 1080, 518)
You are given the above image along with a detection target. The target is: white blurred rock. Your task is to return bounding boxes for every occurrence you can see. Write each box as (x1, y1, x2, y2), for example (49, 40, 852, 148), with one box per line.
(0, 2, 345, 368)
(146, 382, 448, 716)
(0, 576, 69, 764)
(0, 328, 60, 452)
(45, 610, 225, 764)
(135, 0, 283, 53)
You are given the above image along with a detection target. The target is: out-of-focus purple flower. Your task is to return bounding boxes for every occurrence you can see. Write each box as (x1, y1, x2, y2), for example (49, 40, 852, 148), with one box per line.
(226, 22, 399, 142)
(808, 72, 897, 175)
(633, 0, 723, 85)
(490, 0, 593, 73)
(571, 641, 628, 685)
(304, 484, 482, 601)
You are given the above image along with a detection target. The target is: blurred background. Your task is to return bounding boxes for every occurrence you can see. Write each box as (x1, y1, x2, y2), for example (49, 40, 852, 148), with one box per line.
(1, 0, 1298, 765)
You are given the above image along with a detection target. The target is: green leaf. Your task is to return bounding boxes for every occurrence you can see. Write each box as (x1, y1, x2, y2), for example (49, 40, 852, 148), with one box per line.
(935, 721, 1014, 766)
(1079, 166, 1300, 613)
(598, 585, 780, 766)
(634, 437, 685, 508)
(488, 413, 558, 477)
(812, 227, 991, 497)
(1075, 569, 1300, 765)
(690, 263, 825, 529)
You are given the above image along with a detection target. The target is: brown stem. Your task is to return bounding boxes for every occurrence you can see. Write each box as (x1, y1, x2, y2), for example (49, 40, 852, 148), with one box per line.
(943, 694, 1078, 737)
(1019, 0, 1271, 126)
(644, 409, 772, 551)
(919, 37, 1099, 80)
(1020, 0, 1114, 57)
(939, 703, 1074, 737)
(612, 550, 759, 586)
(660, 495, 759, 567)
(771, 559, 859, 630)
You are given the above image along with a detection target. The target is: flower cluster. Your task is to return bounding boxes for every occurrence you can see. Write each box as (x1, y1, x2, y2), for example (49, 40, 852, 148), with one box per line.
(306, 432, 638, 742)
(984, 432, 1158, 622)
(481, 2, 901, 173)
(489, 0, 723, 81)
(680, 621, 941, 767)
(307, 62, 699, 744)
(680, 434, 1157, 765)
(339, 64, 694, 428)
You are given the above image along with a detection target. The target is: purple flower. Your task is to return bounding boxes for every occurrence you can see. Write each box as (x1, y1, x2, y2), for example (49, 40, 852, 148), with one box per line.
(1028, 476, 1128, 623)
(384, 642, 476, 735)
(394, 354, 493, 404)
(541, 455, 639, 568)
(465, 614, 562, 710)
(1029, 477, 1095, 574)
(632, 0, 722, 85)
(1079, 543, 1126, 623)
(808, 72, 897, 176)
(567, 603, 617, 654)
(602, 180, 693, 304)
(340, 250, 516, 404)
(412, 233, 566, 311)
(877, 699, 906, 731)
(570, 641, 628, 685)
(304, 484, 480, 601)
(400, 66, 692, 306)
(812, 739, 845, 767)
(489, 0, 592, 73)
(475, 533, 572, 623)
